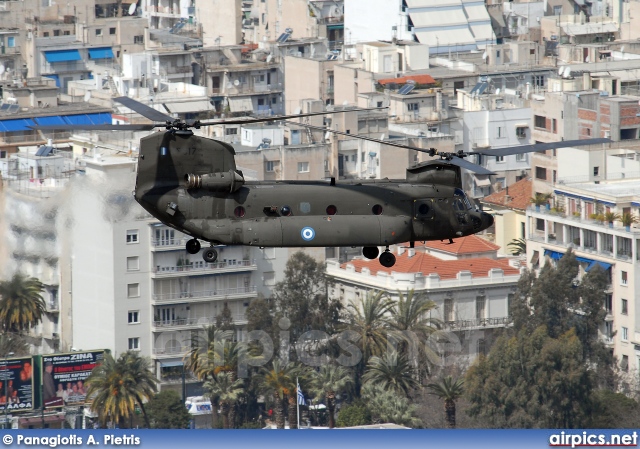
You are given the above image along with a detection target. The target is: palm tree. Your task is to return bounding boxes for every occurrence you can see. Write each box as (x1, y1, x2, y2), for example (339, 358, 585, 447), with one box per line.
(507, 238, 527, 256)
(344, 291, 394, 392)
(204, 372, 244, 429)
(426, 376, 464, 428)
(363, 351, 419, 397)
(389, 289, 440, 378)
(0, 333, 29, 357)
(86, 351, 157, 428)
(0, 273, 46, 333)
(310, 365, 353, 429)
(257, 360, 297, 429)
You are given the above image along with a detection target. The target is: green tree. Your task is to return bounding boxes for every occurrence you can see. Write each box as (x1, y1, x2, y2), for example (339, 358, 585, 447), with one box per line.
(588, 390, 640, 428)
(257, 360, 297, 429)
(426, 376, 464, 429)
(361, 383, 422, 428)
(336, 401, 371, 427)
(215, 303, 235, 332)
(507, 238, 527, 256)
(204, 372, 244, 429)
(85, 351, 158, 428)
(363, 351, 418, 397)
(465, 326, 594, 428)
(310, 364, 353, 429)
(146, 390, 191, 429)
(0, 273, 46, 333)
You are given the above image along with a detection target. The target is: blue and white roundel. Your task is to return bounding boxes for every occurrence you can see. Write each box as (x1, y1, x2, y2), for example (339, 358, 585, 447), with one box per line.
(301, 227, 316, 241)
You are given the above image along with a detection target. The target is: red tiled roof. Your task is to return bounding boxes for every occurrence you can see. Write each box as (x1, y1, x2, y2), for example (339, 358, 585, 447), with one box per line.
(483, 178, 532, 211)
(341, 251, 519, 279)
(378, 74, 436, 86)
(413, 235, 500, 255)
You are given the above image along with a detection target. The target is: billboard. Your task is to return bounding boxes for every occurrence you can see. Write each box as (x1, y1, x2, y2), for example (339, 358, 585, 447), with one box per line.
(42, 351, 104, 408)
(0, 356, 34, 412)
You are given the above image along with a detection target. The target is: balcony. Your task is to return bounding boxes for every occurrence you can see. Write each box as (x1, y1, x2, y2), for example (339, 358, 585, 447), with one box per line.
(151, 260, 257, 278)
(151, 237, 191, 251)
(445, 316, 511, 331)
(152, 314, 248, 330)
(47, 301, 59, 313)
(152, 286, 257, 304)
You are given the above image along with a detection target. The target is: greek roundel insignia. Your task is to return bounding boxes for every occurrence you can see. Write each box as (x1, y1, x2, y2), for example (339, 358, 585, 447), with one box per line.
(301, 227, 315, 241)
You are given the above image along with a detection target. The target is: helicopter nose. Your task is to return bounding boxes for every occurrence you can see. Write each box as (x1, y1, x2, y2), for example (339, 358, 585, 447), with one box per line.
(481, 212, 494, 229)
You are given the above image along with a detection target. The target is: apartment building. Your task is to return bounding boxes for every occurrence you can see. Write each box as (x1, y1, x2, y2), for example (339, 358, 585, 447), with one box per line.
(526, 178, 640, 374)
(326, 240, 522, 362)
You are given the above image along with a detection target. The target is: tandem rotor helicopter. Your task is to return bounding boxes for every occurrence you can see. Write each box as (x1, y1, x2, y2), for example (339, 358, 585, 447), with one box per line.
(33, 96, 609, 268)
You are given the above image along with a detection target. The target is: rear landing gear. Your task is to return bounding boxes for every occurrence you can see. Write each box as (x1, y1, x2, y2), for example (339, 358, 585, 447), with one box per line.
(379, 250, 396, 268)
(202, 247, 218, 263)
(186, 238, 201, 254)
(363, 246, 379, 260)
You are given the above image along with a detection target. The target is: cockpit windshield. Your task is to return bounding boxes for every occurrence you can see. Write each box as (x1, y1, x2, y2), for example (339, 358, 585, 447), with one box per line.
(454, 188, 474, 210)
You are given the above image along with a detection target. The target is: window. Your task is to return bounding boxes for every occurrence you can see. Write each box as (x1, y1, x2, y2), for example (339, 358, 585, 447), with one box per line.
(594, 166, 599, 176)
(225, 128, 238, 135)
(444, 298, 453, 322)
(496, 155, 504, 163)
(53, 30, 60, 37)
(407, 103, 419, 111)
(476, 296, 486, 320)
(496, 126, 504, 139)
(264, 271, 276, 286)
(7, 37, 14, 48)
(266, 161, 278, 172)
(622, 271, 628, 285)
(126, 256, 139, 271)
(134, 35, 144, 44)
(604, 294, 613, 313)
(621, 355, 629, 371)
(64, 31, 70, 36)
(95, 29, 102, 36)
(534, 115, 546, 129)
(516, 153, 526, 162)
(553, 5, 562, 15)
(622, 299, 628, 315)
(128, 337, 140, 350)
(496, 177, 505, 188)
(622, 327, 629, 341)
(110, 27, 116, 35)
(535, 166, 547, 180)
(298, 162, 309, 173)
(536, 218, 545, 231)
(43, 32, 49, 37)
(516, 126, 527, 139)
(552, 118, 557, 133)
(126, 230, 139, 244)
(533, 75, 545, 87)
(127, 283, 140, 298)
(128, 311, 140, 324)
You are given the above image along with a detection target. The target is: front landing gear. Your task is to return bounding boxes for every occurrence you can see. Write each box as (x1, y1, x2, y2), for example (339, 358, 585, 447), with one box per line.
(363, 246, 379, 260)
(186, 238, 201, 254)
(379, 249, 396, 268)
(202, 246, 218, 263)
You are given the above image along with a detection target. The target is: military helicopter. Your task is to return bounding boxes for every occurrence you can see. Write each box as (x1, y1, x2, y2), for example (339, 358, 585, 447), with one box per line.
(32, 97, 609, 268)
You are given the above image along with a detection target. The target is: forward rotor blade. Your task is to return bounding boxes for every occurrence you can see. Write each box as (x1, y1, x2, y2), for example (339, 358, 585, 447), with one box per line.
(445, 157, 495, 175)
(114, 96, 174, 122)
(197, 106, 388, 127)
(30, 124, 159, 131)
(476, 138, 611, 157)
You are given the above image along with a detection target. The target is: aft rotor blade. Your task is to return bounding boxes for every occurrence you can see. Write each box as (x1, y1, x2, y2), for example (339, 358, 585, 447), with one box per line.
(114, 96, 174, 122)
(445, 157, 495, 175)
(30, 124, 158, 131)
(476, 138, 611, 157)
(197, 106, 388, 126)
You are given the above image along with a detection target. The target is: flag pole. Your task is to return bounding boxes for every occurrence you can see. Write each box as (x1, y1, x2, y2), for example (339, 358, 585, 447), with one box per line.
(296, 377, 300, 429)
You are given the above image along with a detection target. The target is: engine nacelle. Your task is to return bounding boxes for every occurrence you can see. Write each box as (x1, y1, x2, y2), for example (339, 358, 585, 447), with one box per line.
(185, 170, 245, 192)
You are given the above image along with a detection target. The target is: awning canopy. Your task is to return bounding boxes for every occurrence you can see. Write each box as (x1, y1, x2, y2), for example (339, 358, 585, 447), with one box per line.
(515, 123, 529, 128)
(474, 174, 492, 187)
(165, 100, 213, 114)
(585, 260, 612, 272)
(35, 116, 67, 126)
(44, 49, 81, 63)
(62, 112, 112, 125)
(543, 249, 612, 271)
(0, 118, 36, 132)
(228, 97, 253, 112)
(379, 74, 436, 86)
(43, 74, 60, 88)
(160, 361, 184, 368)
(543, 249, 564, 260)
(88, 47, 114, 59)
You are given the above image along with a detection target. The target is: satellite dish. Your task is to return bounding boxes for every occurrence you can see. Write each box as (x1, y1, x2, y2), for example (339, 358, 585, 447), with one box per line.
(558, 66, 564, 76)
(495, 88, 501, 95)
(0, 65, 5, 75)
(128, 3, 136, 15)
(482, 51, 488, 60)
(83, 92, 91, 102)
(234, 79, 240, 86)
(342, 100, 348, 106)
(266, 54, 273, 63)
(621, 45, 625, 52)
(294, 107, 302, 114)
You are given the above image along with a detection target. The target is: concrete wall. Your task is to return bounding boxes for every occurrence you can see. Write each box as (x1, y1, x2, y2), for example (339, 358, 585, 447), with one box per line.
(199, 0, 243, 46)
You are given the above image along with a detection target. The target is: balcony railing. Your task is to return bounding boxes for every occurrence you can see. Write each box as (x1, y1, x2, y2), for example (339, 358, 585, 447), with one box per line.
(445, 316, 511, 330)
(152, 285, 257, 302)
(153, 314, 247, 328)
(153, 260, 256, 275)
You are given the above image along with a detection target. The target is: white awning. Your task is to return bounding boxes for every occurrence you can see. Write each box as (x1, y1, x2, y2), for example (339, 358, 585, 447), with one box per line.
(164, 100, 213, 114)
(474, 174, 491, 187)
(515, 123, 529, 128)
(405, 0, 459, 7)
(228, 97, 253, 112)
(414, 28, 476, 47)
(410, 10, 468, 28)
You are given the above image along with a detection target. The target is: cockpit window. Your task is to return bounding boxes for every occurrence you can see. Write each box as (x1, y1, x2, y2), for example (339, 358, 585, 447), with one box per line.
(455, 188, 473, 210)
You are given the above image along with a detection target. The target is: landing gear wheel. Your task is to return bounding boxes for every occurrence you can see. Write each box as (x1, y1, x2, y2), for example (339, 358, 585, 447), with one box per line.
(186, 238, 201, 254)
(363, 246, 380, 260)
(379, 251, 396, 268)
(202, 247, 218, 263)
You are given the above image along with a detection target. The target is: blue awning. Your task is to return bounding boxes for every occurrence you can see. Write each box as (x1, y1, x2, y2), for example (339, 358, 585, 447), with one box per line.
(0, 118, 36, 132)
(585, 260, 612, 272)
(35, 116, 66, 126)
(44, 49, 81, 63)
(553, 189, 595, 202)
(632, 202, 640, 207)
(543, 249, 564, 260)
(43, 74, 60, 88)
(62, 112, 112, 125)
(88, 47, 114, 59)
